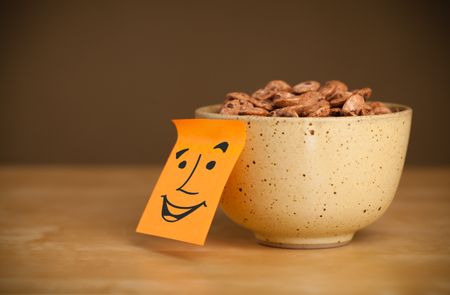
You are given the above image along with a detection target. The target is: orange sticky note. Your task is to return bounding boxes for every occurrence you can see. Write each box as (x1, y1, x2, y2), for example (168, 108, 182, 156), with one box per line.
(136, 119, 246, 245)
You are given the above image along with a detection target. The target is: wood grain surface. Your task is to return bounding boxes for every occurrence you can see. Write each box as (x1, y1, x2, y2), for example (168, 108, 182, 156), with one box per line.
(0, 166, 449, 294)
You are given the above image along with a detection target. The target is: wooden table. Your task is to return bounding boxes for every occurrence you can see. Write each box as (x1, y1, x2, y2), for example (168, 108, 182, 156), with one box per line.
(0, 166, 449, 294)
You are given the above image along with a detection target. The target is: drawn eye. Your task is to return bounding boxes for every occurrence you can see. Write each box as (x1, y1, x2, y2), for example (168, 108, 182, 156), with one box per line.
(178, 160, 187, 169)
(206, 160, 216, 170)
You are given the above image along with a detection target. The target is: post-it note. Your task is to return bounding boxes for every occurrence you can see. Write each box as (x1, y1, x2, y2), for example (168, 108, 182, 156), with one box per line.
(136, 119, 246, 245)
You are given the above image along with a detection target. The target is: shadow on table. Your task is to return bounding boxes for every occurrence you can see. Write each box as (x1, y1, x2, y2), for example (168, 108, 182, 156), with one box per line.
(127, 201, 387, 259)
(352, 228, 381, 244)
(128, 209, 256, 260)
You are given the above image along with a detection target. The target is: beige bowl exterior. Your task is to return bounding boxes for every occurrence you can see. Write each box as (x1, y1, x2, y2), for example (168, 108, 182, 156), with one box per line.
(196, 104, 412, 248)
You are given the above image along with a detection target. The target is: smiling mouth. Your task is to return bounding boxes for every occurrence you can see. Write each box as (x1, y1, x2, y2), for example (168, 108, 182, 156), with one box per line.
(161, 195, 207, 222)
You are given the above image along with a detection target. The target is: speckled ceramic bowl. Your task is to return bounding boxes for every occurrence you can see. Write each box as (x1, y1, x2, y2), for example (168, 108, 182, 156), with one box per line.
(195, 104, 412, 249)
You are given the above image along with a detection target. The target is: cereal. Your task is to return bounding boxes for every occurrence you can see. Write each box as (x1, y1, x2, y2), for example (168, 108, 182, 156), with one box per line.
(226, 91, 273, 111)
(330, 107, 342, 116)
(252, 88, 276, 100)
(318, 82, 336, 99)
(219, 99, 241, 115)
(239, 106, 270, 116)
(274, 91, 322, 108)
(270, 106, 299, 117)
(329, 91, 352, 107)
(361, 103, 374, 116)
(341, 94, 365, 116)
(273, 96, 301, 108)
(220, 93, 254, 115)
(248, 97, 273, 111)
(319, 80, 348, 100)
(329, 80, 348, 93)
(225, 92, 252, 102)
(296, 91, 324, 113)
(219, 79, 392, 117)
(273, 91, 295, 100)
(353, 87, 372, 100)
(306, 100, 331, 117)
(292, 80, 320, 94)
(369, 102, 392, 115)
(265, 80, 292, 92)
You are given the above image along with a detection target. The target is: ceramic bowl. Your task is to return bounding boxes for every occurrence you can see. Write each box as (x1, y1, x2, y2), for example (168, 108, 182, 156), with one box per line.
(196, 103, 412, 249)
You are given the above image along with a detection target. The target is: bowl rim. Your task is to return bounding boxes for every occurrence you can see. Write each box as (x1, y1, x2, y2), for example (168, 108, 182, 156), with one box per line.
(195, 102, 412, 122)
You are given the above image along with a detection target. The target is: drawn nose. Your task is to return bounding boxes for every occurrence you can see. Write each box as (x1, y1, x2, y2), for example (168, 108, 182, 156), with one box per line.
(176, 154, 201, 195)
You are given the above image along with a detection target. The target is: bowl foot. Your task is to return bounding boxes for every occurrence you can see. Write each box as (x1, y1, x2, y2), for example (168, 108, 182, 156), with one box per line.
(254, 233, 354, 249)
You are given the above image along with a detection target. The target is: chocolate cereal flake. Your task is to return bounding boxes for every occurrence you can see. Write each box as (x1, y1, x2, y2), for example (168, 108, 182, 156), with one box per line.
(219, 79, 392, 117)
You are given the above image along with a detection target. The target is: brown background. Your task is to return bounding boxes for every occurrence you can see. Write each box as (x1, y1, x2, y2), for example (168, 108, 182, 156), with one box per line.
(1, 0, 449, 165)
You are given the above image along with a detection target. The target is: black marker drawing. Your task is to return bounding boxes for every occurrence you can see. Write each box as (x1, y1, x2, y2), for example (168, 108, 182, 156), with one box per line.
(161, 195, 207, 222)
(160, 141, 229, 222)
(176, 154, 201, 195)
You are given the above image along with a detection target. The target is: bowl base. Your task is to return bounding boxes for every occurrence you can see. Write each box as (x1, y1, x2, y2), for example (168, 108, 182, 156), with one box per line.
(254, 233, 354, 249)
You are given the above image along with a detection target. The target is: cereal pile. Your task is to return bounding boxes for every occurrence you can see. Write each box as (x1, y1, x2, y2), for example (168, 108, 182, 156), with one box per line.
(219, 80, 392, 117)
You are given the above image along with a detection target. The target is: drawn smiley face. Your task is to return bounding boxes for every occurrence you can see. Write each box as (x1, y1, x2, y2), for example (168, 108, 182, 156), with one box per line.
(136, 119, 246, 245)
(161, 141, 229, 222)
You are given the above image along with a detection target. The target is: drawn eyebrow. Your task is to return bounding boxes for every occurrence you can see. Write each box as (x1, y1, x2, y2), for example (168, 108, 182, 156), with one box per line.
(213, 142, 229, 153)
(176, 148, 189, 159)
